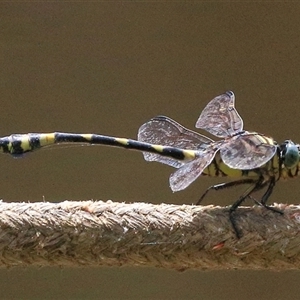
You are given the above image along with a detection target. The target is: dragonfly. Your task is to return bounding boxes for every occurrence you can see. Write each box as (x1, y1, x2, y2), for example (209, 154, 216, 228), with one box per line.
(0, 91, 299, 237)
(138, 91, 300, 237)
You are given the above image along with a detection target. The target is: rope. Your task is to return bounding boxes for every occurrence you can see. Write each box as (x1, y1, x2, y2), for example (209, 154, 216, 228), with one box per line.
(0, 200, 299, 270)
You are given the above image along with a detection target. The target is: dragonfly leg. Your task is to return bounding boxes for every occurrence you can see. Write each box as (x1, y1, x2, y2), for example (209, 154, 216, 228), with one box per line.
(229, 177, 265, 238)
(259, 177, 283, 214)
(196, 178, 257, 205)
(247, 177, 282, 214)
(247, 195, 261, 206)
(246, 180, 270, 205)
(229, 208, 244, 239)
(196, 176, 283, 238)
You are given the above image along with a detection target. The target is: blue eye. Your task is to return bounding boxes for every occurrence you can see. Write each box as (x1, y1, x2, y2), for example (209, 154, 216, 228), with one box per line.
(283, 140, 299, 169)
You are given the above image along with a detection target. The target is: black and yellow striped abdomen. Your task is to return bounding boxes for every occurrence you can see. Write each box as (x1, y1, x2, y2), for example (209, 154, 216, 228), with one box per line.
(0, 132, 197, 162)
(0, 133, 56, 156)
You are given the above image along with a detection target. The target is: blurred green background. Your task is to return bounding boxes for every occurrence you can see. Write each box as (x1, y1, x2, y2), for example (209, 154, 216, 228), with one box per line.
(1, 3, 300, 299)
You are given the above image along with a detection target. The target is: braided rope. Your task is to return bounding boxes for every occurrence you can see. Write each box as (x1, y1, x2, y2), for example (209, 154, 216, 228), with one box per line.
(0, 200, 299, 270)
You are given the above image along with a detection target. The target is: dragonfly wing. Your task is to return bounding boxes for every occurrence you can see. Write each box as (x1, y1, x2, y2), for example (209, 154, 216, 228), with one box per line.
(138, 116, 214, 168)
(196, 91, 243, 138)
(169, 148, 217, 191)
(220, 133, 277, 170)
(147, 157, 184, 169)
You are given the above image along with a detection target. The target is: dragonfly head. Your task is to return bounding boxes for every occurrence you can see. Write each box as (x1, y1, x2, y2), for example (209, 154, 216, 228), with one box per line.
(280, 140, 300, 169)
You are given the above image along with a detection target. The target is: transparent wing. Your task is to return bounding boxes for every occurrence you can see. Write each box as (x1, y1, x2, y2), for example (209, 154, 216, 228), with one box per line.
(138, 116, 214, 168)
(196, 91, 243, 138)
(169, 148, 218, 191)
(220, 133, 277, 170)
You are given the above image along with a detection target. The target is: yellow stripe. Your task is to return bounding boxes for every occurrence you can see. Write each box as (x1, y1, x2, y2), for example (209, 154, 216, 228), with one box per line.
(182, 149, 196, 160)
(16, 136, 31, 152)
(81, 134, 93, 141)
(218, 161, 242, 177)
(115, 138, 129, 146)
(256, 135, 274, 146)
(151, 145, 164, 153)
(39, 133, 56, 147)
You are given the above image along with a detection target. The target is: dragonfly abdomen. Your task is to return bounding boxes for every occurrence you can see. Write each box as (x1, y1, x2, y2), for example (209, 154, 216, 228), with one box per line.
(54, 133, 197, 161)
(0, 133, 56, 156)
(0, 132, 197, 162)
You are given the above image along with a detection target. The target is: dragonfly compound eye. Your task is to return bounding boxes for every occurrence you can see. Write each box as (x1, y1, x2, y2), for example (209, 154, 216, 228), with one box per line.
(282, 140, 300, 169)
